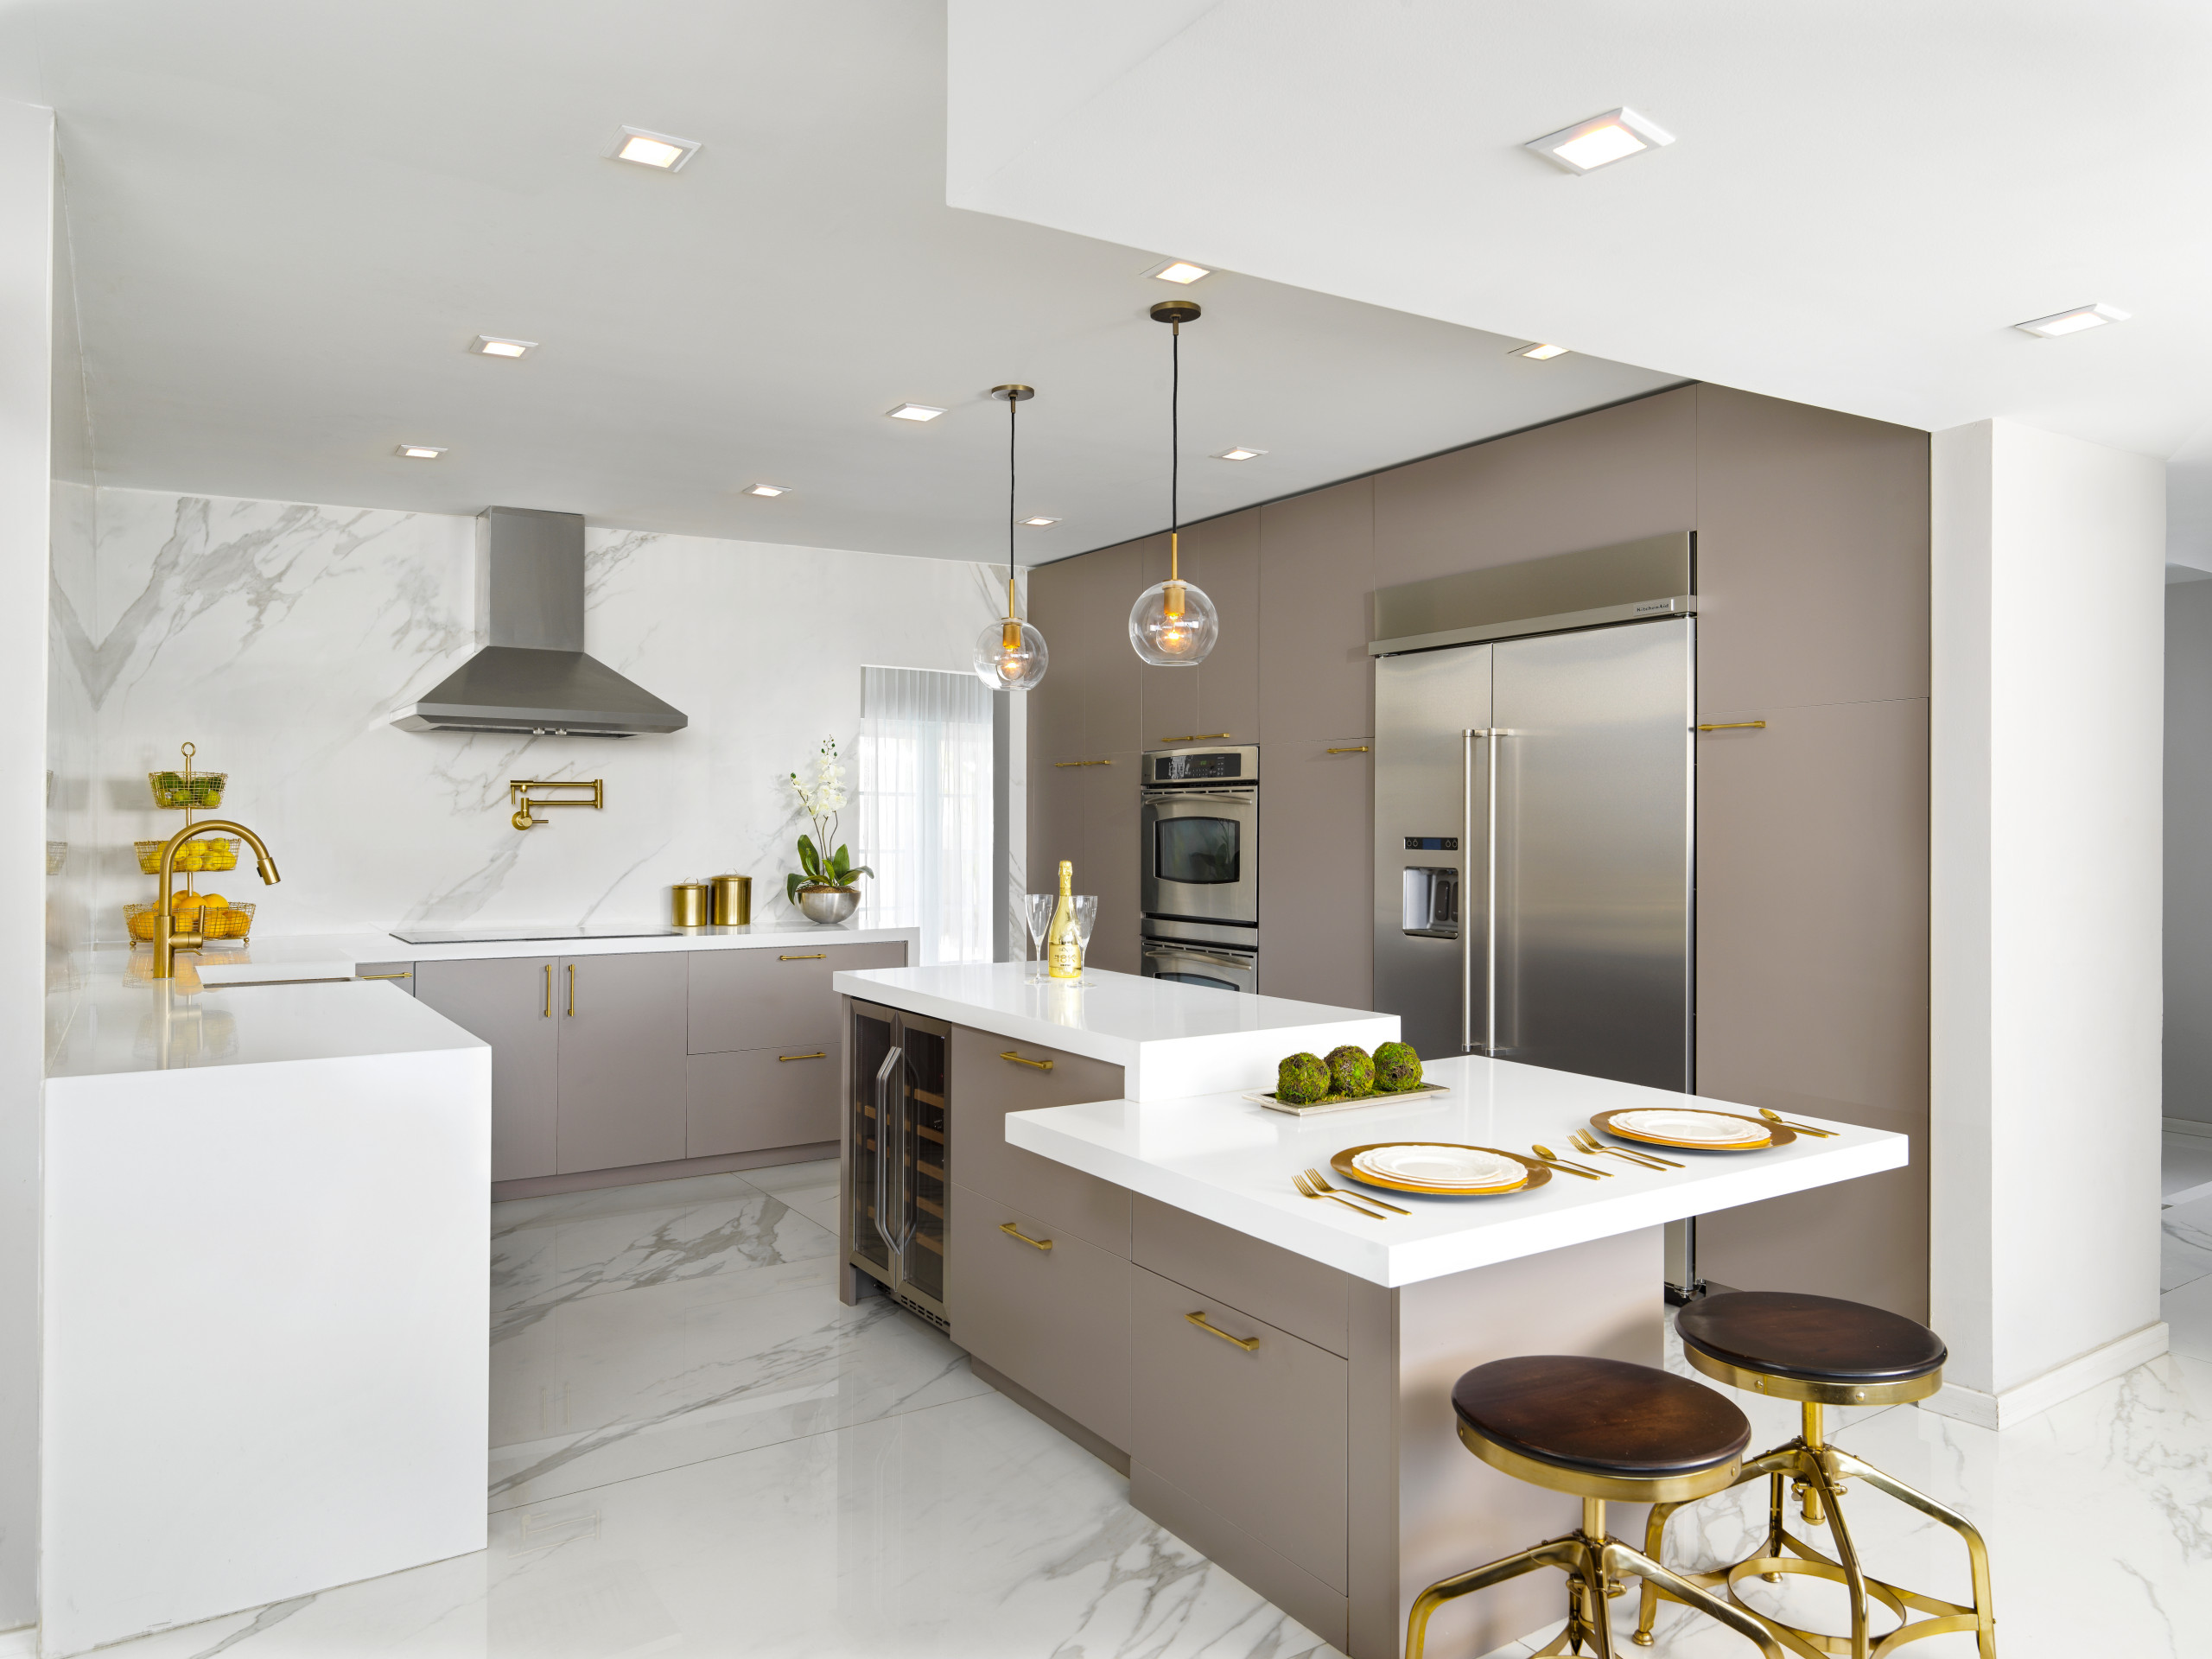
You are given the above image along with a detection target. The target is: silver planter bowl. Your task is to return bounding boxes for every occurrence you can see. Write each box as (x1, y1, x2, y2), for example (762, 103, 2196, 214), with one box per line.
(796, 885, 861, 925)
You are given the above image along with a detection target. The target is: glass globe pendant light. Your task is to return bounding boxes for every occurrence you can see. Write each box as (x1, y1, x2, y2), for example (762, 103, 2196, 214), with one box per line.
(1128, 299, 1218, 667)
(971, 383, 1049, 691)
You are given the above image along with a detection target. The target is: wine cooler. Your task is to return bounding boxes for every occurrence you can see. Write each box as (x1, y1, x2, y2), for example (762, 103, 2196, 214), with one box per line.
(847, 1000, 950, 1325)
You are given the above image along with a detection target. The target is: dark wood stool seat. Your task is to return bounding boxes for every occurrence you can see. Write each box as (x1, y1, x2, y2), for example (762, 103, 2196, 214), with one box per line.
(1637, 1294, 1995, 1658)
(1452, 1355, 1751, 1483)
(1409, 1357, 1784, 1659)
(1676, 1290, 1946, 1397)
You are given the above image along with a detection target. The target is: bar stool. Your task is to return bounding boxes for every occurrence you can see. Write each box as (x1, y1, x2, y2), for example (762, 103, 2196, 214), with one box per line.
(1636, 1291, 1997, 1659)
(1408, 1356, 1785, 1658)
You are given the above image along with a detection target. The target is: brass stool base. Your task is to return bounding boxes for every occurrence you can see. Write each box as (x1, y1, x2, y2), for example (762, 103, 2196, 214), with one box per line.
(1635, 1435, 1996, 1659)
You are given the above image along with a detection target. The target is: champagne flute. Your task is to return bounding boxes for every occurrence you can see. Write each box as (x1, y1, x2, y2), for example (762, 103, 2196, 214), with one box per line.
(1071, 895, 1099, 982)
(1024, 893, 1055, 983)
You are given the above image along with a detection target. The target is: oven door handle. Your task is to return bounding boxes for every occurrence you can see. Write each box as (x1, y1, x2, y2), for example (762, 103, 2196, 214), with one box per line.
(1144, 943, 1256, 970)
(1141, 789, 1258, 806)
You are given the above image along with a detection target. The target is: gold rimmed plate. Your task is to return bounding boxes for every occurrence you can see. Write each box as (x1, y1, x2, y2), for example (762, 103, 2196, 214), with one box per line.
(1331, 1142, 1551, 1198)
(1590, 1108, 1795, 1153)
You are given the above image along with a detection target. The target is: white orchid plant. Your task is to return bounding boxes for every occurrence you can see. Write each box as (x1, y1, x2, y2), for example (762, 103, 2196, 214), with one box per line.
(785, 735, 872, 903)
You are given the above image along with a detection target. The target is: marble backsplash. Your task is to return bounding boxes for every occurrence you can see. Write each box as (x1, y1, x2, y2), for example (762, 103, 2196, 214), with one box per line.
(53, 487, 1006, 944)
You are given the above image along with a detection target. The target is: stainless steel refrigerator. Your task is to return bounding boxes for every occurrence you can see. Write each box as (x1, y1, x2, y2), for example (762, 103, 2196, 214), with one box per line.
(1372, 616, 1694, 1091)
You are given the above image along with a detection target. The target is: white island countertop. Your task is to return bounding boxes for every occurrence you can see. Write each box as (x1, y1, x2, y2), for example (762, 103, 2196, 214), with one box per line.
(1006, 1054, 1908, 1287)
(833, 963, 1397, 1101)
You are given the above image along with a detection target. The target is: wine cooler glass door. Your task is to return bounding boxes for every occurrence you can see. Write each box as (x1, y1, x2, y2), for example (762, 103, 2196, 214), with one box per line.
(848, 1002, 895, 1277)
(894, 1021, 950, 1317)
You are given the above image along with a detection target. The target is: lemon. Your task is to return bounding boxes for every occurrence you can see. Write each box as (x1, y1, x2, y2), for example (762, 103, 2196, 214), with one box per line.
(197, 893, 226, 909)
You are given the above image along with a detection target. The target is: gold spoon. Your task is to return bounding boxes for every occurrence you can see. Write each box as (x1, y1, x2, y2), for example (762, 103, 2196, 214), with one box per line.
(1531, 1144, 1609, 1178)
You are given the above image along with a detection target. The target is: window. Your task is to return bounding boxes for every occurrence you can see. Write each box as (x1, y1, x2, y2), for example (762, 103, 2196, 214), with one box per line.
(856, 666, 994, 965)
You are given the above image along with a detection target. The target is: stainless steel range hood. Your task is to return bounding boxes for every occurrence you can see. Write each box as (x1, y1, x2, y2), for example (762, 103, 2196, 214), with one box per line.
(392, 506, 688, 737)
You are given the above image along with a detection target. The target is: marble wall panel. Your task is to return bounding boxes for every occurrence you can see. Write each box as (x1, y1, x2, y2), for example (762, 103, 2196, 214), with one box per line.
(73, 488, 1001, 941)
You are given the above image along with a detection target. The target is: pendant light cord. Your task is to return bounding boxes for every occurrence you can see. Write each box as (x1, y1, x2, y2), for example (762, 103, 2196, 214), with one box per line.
(1170, 323, 1181, 566)
(1007, 388, 1017, 602)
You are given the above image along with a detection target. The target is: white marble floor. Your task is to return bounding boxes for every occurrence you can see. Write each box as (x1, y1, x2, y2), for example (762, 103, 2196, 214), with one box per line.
(22, 1163, 2211, 1659)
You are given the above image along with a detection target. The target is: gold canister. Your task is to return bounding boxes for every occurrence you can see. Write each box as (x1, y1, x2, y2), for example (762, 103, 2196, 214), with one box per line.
(711, 874, 753, 926)
(671, 882, 710, 927)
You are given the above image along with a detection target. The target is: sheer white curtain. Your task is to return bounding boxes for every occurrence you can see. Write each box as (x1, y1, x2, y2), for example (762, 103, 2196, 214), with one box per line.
(857, 666, 994, 965)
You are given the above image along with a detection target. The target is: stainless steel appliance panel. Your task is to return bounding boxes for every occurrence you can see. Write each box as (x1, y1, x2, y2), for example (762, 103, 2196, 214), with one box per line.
(1491, 618, 1693, 1090)
(1373, 645, 1492, 1057)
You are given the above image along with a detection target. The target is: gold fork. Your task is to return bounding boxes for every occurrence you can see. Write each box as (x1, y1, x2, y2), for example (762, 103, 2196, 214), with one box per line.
(1293, 1171, 1389, 1219)
(1572, 1129, 1678, 1170)
(1304, 1166, 1412, 1216)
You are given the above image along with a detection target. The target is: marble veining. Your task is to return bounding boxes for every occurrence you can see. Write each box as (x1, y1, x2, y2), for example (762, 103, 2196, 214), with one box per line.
(63, 487, 998, 944)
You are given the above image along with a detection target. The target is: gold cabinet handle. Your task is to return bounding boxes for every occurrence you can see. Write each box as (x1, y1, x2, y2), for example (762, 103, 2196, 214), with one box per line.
(1000, 1050, 1054, 1072)
(779, 952, 827, 961)
(566, 962, 575, 1017)
(1162, 734, 1231, 744)
(542, 963, 551, 1018)
(357, 971, 410, 981)
(1696, 720, 1767, 732)
(1052, 759, 1113, 768)
(1325, 745, 1370, 754)
(1000, 1221, 1052, 1251)
(1185, 1311, 1259, 1351)
(779, 1051, 827, 1062)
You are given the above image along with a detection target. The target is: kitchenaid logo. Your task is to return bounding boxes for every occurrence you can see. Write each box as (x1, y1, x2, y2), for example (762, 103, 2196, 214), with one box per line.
(1634, 601, 1675, 612)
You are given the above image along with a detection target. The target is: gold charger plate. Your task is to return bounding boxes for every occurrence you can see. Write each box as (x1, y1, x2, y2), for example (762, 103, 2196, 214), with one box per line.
(1589, 1108, 1796, 1153)
(1331, 1142, 1552, 1198)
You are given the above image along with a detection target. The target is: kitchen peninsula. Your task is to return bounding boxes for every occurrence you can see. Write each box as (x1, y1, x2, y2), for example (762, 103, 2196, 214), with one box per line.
(833, 963, 1907, 1657)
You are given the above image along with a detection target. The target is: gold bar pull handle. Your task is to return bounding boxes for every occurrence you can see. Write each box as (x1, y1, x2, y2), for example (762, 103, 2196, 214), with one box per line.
(1052, 758, 1113, 768)
(1186, 1311, 1259, 1351)
(1000, 1221, 1052, 1251)
(778, 1051, 827, 1062)
(1695, 720, 1768, 733)
(566, 963, 575, 1017)
(543, 963, 551, 1018)
(1000, 1051, 1054, 1072)
(357, 971, 410, 981)
(1162, 733, 1231, 744)
(1325, 745, 1370, 754)
(779, 952, 827, 961)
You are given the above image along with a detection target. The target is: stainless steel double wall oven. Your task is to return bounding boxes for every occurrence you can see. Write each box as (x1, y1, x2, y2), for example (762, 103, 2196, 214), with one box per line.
(1139, 744, 1259, 993)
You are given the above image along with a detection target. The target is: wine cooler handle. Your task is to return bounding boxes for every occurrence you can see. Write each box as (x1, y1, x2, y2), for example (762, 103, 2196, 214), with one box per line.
(872, 1046, 906, 1253)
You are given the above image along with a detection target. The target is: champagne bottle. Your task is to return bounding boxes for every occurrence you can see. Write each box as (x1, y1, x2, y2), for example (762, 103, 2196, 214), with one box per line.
(1046, 859, 1083, 980)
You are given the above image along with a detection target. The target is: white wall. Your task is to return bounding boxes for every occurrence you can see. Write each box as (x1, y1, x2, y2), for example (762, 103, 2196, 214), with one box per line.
(66, 488, 1000, 940)
(0, 96, 52, 1630)
(2164, 578, 2212, 1127)
(1929, 418, 2166, 1426)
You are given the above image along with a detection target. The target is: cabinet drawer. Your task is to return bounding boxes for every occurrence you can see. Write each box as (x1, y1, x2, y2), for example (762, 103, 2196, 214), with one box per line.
(949, 1024, 1131, 1254)
(948, 1182, 1129, 1450)
(690, 943, 906, 1054)
(1133, 1195, 1350, 1356)
(686, 1045, 840, 1158)
(1128, 1262, 1348, 1593)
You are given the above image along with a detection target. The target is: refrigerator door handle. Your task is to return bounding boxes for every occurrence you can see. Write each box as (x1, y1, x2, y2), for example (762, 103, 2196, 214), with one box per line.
(1464, 728, 1503, 1057)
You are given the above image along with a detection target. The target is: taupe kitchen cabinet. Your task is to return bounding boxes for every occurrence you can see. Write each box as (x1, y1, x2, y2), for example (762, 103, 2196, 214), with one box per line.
(414, 957, 558, 1181)
(554, 951, 689, 1174)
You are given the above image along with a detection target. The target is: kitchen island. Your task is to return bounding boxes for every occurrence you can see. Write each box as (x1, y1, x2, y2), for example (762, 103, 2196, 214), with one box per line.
(41, 957, 490, 1657)
(833, 964, 1908, 1657)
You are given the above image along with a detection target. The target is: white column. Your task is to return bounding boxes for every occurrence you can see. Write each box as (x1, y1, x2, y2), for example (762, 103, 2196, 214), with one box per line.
(0, 97, 53, 1628)
(1929, 418, 2166, 1427)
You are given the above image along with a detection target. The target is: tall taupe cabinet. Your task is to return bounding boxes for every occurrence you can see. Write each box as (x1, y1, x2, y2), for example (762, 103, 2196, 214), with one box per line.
(1027, 383, 1933, 1319)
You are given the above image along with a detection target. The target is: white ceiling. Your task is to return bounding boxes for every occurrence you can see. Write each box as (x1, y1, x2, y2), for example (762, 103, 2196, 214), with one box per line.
(0, 0, 1679, 563)
(945, 0, 2212, 564)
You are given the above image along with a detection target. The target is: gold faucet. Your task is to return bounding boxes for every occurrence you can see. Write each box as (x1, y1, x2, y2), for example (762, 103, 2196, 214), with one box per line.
(152, 819, 281, 977)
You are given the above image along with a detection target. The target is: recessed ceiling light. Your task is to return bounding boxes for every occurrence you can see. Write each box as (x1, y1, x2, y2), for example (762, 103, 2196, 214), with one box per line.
(395, 444, 445, 460)
(1213, 447, 1267, 461)
(470, 335, 537, 359)
(1022, 516, 1060, 527)
(2014, 303, 2130, 338)
(610, 127, 702, 171)
(1526, 107, 1675, 174)
(745, 483, 789, 498)
(1144, 259, 1211, 285)
(1512, 342, 1571, 360)
(887, 403, 946, 422)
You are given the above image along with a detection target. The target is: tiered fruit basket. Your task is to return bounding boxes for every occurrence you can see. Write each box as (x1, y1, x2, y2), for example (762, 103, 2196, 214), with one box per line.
(126, 742, 255, 948)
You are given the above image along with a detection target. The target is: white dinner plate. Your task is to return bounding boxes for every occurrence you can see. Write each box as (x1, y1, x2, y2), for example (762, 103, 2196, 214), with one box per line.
(1607, 1109, 1770, 1147)
(1351, 1144, 1526, 1190)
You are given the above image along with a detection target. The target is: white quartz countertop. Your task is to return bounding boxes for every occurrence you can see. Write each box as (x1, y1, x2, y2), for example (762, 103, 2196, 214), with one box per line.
(47, 951, 484, 1080)
(833, 962, 1397, 1102)
(1005, 1055, 1909, 1286)
(183, 923, 919, 987)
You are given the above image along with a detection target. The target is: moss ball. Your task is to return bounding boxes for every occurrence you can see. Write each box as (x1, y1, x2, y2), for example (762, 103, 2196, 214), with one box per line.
(1277, 1052, 1332, 1104)
(1325, 1045, 1376, 1098)
(1373, 1041, 1424, 1092)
